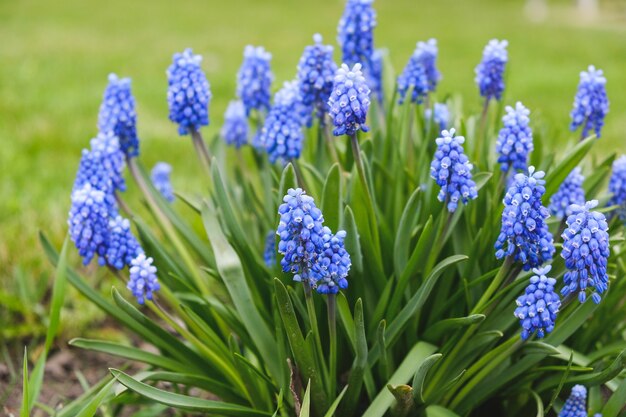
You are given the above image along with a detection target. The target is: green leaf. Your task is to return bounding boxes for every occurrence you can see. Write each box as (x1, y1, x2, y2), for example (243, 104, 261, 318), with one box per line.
(299, 380, 311, 417)
(20, 348, 28, 417)
(322, 163, 342, 231)
(202, 205, 282, 384)
(529, 390, 544, 417)
(522, 342, 562, 356)
(110, 369, 271, 416)
(544, 136, 595, 198)
(423, 315, 485, 342)
(369, 255, 468, 366)
(412, 354, 443, 405)
(393, 186, 421, 278)
(274, 279, 329, 412)
(425, 405, 461, 417)
(28, 235, 69, 410)
(602, 377, 626, 417)
(343, 206, 363, 274)
(323, 386, 348, 417)
(279, 163, 298, 198)
(362, 342, 438, 417)
(74, 379, 116, 417)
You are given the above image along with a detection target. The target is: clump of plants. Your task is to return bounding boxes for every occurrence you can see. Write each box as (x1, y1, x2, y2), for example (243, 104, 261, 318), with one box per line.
(24, 0, 626, 415)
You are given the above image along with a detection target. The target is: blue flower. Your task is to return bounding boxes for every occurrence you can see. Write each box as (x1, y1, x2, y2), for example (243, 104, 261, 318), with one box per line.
(263, 231, 276, 267)
(558, 385, 587, 417)
(475, 39, 508, 102)
(397, 39, 441, 104)
(495, 102, 534, 172)
(430, 129, 478, 212)
(549, 168, 586, 218)
(570, 65, 609, 138)
(167, 48, 211, 135)
(561, 200, 610, 304)
(221, 100, 249, 148)
(260, 81, 304, 164)
(369, 49, 384, 103)
(151, 162, 175, 203)
(296, 34, 338, 127)
(495, 167, 555, 270)
(608, 156, 626, 221)
(128, 253, 160, 304)
(313, 229, 351, 294)
(237, 46, 273, 116)
(328, 63, 371, 136)
(98, 74, 139, 158)
(514, 265, 561, 340)
(277, 188, 326, 286)
(68, 183, 110, 266)
(425, 102, 450, 132)
(337, 0, 376, 70)
(89, 132, 126, 193)
(106, 215, 143, 270)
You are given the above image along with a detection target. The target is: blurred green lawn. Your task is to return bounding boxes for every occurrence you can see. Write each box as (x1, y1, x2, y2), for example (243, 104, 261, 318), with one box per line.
(1, 0, 625, 284)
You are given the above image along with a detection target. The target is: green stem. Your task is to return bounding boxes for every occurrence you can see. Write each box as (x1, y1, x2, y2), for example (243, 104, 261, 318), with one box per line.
(292, 159, 309, 192)
(471, 255, 514, 315)
(327, 294, 337, 397)
(304, 281, 329, 384)
(350, 133, 379, 238)
(322, 121, 341, 170)
(190, 128, 212, 177)
(127, 158, 209, 296)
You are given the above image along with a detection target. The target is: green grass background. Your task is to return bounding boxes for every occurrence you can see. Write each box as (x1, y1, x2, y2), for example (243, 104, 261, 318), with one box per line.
(0, 0, 625, 293)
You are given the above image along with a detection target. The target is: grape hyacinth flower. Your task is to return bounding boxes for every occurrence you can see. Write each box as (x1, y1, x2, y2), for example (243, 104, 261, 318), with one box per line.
(167, 48, 211, 135)
(277, 188, 326, 286)
(73, 148, 122, 215)
(313, 228, 351, 294)
(151, 162, 175, 203)
(425, 102, 450, 132)
(475, 39, 508, 102)
(608, 156, 626, 221)
(221, 100, 249, 148)
(514, 265, 561, 340)
(430, 129, 478, 212)
(549, 168, 585, 218)
(106, 215, 143, 270)
(570, 65, 609, 138)
(558, 385, 587, 417)
(495, 102, 534, 172)
(337, 0, 376, 70)
(296, 34, 338, 127)
(260, 81, 304, 164)
(263, 231, 276, 267)
(128, 253, 160, 305)
(397, 39, 441, 104)
(495, 167, 555, 270)
(328, 63, 371, 136)
(89, 131, 126, 193)
(561, 200, 610, 304)
(68, 183, 110, 266)
(98, 74, 140, 158)
(237, 46, 273, 116)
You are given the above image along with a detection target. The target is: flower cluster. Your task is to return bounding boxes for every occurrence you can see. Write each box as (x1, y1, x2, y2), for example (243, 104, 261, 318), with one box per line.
(167, 48, 211, 135)
(369, 49, 384, 102)
(514, 265, 560, 340)
(296, 34, 338, 127)
(425, 102, 450, 132)
(549, 168, 585, 218)
(263, 231, 276, 267)
(128, 253, 160, 305)
(495, 102, 533, 172)
(570, 65, 609, 138)
(260, 81, 304, 164)
(561, 200, 610, 304)
(68, 183, 110, 266)
(313, 229, 351, 294)
(337, 0, 376, 70)
(430, 129, 478, 212)
(475, 39, 508, 102)
(397, 39, 440, 104)
(237, 46, 273, 115)
(495, 167, 554, 269)
(98, 74, 140, 158)
(221, 100, 249, 148)
(277, 188, 350, 294)
(559, 385, 587, 417)
(106, 216, 144, 270)
(328, 63, 371, 136)
(151, 162, 175, 203)
(607, 155, 626, 221)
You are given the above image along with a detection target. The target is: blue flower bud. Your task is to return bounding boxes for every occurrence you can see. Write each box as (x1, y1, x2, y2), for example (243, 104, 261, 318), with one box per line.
(98, 74, 139, 158)
(398, 39, 440, 104)
(495, 102, 533, 172)
(151, 162, 175, 203)
(237, 46, 273, 116)
(549, 168, 585, 218)
(570, 65, 609, 138)
(128, 253, 160, 304)
(514, 265, 560, 340)
(221, 100, 249, 148)
(106, 215, 143, 270)
(68, 183, 110, 266)
(475, 39, 508, 102)
(558, 385, 587, 417)
(328, 63, 371, 136)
